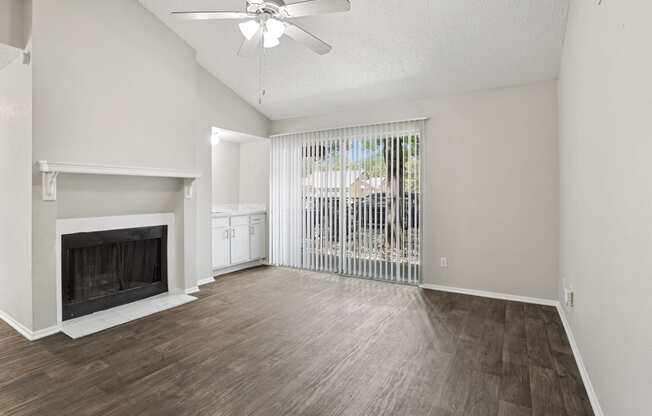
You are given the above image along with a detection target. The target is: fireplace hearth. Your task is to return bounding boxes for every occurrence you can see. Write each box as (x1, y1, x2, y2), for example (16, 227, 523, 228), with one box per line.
(61, 225, 168, 320)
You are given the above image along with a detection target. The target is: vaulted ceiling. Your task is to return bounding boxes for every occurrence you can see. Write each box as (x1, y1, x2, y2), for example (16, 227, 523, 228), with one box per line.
(140, 0, 569, 120)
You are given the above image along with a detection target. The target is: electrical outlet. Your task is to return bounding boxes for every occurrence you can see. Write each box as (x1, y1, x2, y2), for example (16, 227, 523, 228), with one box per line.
(440, 257, 448, 268)
(564, 288, 574, 307)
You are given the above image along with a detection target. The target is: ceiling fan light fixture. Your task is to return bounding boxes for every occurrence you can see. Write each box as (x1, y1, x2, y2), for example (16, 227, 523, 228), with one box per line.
(265, 18, 285, 39)
(239, 19, 260, 40)
(263, 32, 280, 48)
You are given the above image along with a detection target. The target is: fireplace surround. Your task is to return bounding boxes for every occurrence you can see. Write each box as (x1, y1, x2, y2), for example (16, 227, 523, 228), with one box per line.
(55, 213, 178, 326)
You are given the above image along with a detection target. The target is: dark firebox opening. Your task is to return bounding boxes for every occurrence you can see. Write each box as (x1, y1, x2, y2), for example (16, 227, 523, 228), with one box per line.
(61, 225, 168, 321)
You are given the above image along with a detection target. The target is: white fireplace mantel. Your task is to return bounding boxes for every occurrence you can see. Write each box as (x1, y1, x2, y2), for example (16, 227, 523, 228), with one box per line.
(38, 160, 201, 201)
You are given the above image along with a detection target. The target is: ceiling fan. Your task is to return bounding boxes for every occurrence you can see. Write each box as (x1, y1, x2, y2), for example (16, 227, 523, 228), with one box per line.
(171, 0, 351, 56)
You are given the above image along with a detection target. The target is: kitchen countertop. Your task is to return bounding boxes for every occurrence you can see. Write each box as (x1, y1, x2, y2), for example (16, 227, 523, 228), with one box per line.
(212, 205, 267, 218)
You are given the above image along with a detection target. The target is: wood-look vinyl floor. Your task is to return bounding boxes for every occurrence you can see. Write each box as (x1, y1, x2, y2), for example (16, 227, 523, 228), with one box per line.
(0, 267, 594, 416)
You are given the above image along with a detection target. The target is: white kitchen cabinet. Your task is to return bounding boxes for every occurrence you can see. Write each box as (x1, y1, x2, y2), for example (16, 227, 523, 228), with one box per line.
(250, 214, 267, 260)
(211, 218, 230, 269)
(230, 216, 251, 265)
(212, 212, 267, 272)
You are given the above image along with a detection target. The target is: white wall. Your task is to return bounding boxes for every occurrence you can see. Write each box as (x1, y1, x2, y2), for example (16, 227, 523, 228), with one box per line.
(558, 1, 652, 415)
(272, 81, 559, 300)
(28, 0, 269, 330)
(239, 140, 270, 206)
(0, 42, 32, 330)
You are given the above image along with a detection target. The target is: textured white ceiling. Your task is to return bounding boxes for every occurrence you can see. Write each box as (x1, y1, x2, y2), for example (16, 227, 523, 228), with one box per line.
(140, 0, 569, 120)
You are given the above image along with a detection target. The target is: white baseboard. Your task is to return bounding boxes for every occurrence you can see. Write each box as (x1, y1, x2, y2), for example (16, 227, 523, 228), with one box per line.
(0, 309, 60, 341)
(213, 260, 266, 277)
(419, 283, 558, 306)
(419, 283, 602, 416)
(31, 325, 61, 340)
(197, 277, 215, 286)
(556, 304, 604, 416)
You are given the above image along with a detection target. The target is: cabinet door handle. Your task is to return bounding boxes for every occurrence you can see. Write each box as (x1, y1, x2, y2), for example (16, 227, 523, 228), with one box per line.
(231, 229, 236, 238)
(223, 229, 229, 240)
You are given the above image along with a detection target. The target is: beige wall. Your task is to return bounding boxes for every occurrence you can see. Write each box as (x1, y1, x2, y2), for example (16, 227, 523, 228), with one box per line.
(559, 1, 652, 415)
(239, 140, 270, 206)
(30, 0, 198, 330)
(0, 36, 32, 329)
(212, 141, 241, 207)
(29, 0, 269, 330)
(195, 66, 269, 282)
(211, 139, 270, 208)
(272, 81, 559, 300)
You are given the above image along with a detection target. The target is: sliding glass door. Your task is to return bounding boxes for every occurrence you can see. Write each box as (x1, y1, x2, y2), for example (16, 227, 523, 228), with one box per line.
(271, 120, 424, 285)
(302, 138, 342, 274)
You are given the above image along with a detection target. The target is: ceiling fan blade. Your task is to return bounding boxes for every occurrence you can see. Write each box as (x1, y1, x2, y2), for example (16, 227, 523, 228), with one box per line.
(281, 0, 350, 18)
(171, 11, 254, 20)
(284, 23, 332, 55)
(238, 29, 263, 57)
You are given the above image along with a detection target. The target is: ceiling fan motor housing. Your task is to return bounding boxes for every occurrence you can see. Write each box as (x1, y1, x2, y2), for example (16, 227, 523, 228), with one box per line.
(247, 1, 289, 19)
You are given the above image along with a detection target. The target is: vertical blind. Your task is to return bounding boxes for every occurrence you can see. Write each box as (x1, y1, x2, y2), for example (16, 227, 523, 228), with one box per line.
(270, 119, 424, 285)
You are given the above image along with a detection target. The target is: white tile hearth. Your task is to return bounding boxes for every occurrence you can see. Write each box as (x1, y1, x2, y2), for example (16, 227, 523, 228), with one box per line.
(60, 293, 197, 339)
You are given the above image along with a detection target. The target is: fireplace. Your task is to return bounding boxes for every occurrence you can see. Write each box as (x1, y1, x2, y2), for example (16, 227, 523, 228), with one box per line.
(61, 225, 168, 321)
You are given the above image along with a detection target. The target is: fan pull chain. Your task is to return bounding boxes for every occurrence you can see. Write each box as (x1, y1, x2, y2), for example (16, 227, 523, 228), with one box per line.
(258, 36, 266, 105)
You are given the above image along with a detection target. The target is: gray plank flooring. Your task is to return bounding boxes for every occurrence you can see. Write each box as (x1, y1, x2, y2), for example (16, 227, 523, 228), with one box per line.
(0, 266, 594, 416)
